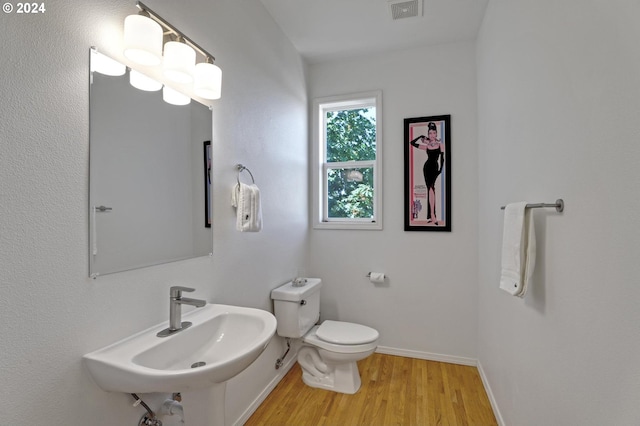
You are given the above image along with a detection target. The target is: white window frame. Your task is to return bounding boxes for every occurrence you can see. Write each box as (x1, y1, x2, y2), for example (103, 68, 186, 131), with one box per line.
(312, 90, 383, 230)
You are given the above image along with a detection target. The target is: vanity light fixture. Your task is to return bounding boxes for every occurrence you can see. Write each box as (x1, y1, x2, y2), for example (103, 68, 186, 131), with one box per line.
(124, 1, 222, 101)
(123, 13, 163, 66)
(194, 58, 222, 100)
(163, 38, 196, 84)
(163, 86, 191, 106)
(91, 49, 126, 76)
(129, 69, 162, 91)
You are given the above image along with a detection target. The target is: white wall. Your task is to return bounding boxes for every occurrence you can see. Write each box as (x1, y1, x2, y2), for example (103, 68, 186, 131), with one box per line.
(476, 1, 640, 424)
(0, 1, 307, 425)
(307, 42, 479, 361)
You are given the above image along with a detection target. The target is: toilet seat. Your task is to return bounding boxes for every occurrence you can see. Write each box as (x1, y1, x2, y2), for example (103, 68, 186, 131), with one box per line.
(316, 320, 379, 345)
(304, 322, 379, 354)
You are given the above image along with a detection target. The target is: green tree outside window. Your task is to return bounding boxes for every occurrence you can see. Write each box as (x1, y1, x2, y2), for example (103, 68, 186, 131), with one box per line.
(326, 109, 376, 219)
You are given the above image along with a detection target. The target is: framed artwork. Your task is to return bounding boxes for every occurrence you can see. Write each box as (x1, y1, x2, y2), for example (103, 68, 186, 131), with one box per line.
(203, 140, 211, 228)
(404, 115, 451, 232)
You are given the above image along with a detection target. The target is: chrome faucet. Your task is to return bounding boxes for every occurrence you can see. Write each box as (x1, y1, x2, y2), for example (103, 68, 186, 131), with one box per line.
(157, 286, 206, 337)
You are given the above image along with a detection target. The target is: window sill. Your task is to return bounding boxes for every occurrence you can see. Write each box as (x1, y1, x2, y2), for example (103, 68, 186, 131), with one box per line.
(313, 221, 382, 231)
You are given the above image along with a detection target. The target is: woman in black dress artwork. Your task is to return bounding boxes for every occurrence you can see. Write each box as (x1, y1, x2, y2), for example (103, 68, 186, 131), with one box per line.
(409, 122, 445, 224)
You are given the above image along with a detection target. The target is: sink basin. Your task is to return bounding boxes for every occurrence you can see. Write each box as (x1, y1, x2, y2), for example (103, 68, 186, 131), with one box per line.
(83, 304, 277, 393)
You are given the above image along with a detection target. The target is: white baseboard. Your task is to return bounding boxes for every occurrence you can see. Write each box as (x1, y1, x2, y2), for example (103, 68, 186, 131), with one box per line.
(476, 360, 505, 426)
(375, 345, 477, 366)
(232, 354, 297, 426)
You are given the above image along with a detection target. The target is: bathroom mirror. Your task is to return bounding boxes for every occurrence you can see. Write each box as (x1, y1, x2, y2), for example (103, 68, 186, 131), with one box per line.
(89, 50, 213, 277)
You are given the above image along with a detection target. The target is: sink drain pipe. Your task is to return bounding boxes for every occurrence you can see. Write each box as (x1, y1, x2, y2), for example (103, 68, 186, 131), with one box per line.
(131, 393, 162, 426)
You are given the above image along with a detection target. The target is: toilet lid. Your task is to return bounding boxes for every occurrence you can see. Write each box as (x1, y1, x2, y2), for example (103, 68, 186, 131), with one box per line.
(316, 320, 379, 345)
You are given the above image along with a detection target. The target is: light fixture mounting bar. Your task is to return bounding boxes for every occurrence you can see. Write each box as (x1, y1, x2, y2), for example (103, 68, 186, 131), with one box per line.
(136, 1, 216, 62)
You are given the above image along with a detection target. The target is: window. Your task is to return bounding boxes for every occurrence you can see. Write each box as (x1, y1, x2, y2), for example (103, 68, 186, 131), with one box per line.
(312, 91, 382, 230)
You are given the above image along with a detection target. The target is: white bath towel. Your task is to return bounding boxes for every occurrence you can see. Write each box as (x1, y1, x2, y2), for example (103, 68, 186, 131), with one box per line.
(500, 202, 536, 297)
(232, 182, 262, 232)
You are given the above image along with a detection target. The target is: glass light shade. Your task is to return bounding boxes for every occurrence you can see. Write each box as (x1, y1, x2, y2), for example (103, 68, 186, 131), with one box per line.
(163, 41, 196, 84)
(194, 62, 222, 99)
(163, 86, 191, 106)
(123, 15, 163, 66)
(90, 50, 126, 76)
(129, 70, 162, 91)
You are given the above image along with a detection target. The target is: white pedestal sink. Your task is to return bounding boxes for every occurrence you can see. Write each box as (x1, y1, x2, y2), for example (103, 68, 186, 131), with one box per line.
(83, 304, 276, 425)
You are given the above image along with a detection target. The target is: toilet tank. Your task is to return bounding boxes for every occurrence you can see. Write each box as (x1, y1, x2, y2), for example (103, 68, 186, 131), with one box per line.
(270, 278, 322, 338)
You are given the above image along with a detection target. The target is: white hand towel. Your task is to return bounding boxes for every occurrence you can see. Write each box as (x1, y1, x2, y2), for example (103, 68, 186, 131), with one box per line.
(232, 182, 263, 232)
(500, 202, 536, 297)
(248, 183, 262, 231)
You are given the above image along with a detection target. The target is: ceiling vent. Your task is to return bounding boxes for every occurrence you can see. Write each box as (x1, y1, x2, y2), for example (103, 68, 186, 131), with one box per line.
(388, 0, 423, 20)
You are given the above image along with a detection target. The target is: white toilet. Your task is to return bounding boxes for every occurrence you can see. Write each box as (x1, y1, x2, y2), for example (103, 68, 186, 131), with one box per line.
(271, 278, 379, 394)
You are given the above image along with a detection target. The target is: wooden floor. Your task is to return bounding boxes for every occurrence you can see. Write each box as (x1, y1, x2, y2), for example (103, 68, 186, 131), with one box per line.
(245, 353, 497, 426)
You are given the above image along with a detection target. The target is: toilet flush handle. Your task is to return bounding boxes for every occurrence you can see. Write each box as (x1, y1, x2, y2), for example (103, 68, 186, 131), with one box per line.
(300, 300, 307, 306)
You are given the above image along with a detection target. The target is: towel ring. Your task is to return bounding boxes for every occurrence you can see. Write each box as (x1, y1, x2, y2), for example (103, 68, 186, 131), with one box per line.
(236, 164, 255, 185)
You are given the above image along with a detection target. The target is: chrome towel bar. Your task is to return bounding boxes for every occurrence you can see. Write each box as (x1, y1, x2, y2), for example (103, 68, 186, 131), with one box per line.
(500, 199, 564, 212)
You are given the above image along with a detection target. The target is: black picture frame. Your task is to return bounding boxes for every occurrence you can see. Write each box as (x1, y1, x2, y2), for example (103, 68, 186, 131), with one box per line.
(404, 115, 451, 232)
(203, 140, 211, 228)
